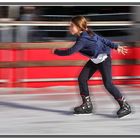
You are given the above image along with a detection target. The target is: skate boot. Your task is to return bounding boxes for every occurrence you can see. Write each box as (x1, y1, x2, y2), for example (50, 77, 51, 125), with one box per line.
(74, 95, 93, 115)
(116, 97, 131, 118)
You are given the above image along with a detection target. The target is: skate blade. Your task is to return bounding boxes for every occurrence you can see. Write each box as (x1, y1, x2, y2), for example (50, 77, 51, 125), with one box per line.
(117, 112, 132, 119)
(73, 113, 93, 116)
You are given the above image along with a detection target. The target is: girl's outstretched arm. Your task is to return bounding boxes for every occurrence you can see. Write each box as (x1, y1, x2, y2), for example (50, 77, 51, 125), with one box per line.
(53, 38, 86, 56)
(97, 34, 128, 55)
(97, 34, 119, 50)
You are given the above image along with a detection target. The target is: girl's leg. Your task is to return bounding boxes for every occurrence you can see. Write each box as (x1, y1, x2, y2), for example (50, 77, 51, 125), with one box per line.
(98, 55, 123, 100)
(98, 55, 131, 117)
(78, 59, 98, 97)
(74, 60, 97, 114)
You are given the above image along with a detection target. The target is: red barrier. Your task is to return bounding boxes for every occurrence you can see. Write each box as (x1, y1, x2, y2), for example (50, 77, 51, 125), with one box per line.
(0, 43, 140, 88)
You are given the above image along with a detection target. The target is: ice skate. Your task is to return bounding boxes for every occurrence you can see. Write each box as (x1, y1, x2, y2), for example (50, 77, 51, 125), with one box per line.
(74, 96, 93, 115)
(117, 97, 131, 118)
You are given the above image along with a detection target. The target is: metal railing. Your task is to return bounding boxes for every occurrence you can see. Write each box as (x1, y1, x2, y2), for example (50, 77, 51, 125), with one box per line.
(0, 20, 134, 42)
(0, 21, 133, 26)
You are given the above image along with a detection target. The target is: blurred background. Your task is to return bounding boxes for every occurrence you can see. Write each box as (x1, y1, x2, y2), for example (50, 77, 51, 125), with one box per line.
(0, 5, 135, 42)
(0, 5, 139, 88)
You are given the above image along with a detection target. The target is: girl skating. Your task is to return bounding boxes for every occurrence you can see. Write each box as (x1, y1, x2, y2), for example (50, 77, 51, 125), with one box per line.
(53, 16, 131, 118)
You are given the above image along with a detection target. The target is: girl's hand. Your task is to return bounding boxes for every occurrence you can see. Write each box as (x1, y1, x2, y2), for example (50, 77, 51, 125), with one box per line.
(52, 48, 56, 54)
(117, 46, 128, 55)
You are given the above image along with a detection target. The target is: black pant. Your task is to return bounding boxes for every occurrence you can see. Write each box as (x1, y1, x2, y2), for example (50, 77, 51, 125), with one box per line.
(78, 55, 123, 100)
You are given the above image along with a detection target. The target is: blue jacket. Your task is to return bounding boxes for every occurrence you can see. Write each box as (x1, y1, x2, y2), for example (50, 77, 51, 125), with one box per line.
(54, 31, 119, 58)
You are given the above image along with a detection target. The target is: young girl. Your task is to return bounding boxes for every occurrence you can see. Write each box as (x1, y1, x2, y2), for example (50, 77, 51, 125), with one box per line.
(53, 16, 131, 118)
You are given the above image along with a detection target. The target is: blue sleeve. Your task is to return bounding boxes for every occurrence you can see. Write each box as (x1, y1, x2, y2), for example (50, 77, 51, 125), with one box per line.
(97, 34, 119, 50)
(54, 38, 86, 56)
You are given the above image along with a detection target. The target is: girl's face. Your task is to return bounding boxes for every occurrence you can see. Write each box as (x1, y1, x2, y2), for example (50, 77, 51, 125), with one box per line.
(69, 22, 80, 35)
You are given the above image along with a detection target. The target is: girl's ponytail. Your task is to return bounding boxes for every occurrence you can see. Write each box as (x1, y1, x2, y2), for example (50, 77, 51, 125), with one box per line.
(86, 28, 94, 37)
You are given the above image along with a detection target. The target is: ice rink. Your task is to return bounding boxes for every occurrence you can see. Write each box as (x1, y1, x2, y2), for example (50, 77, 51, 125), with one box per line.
(0, 84, 139, 136)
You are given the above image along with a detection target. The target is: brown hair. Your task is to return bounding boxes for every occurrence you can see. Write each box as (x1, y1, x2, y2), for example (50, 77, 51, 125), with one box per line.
(71, 15, 94, 36)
